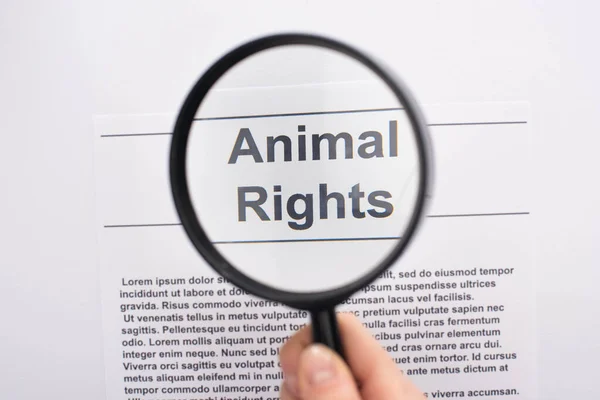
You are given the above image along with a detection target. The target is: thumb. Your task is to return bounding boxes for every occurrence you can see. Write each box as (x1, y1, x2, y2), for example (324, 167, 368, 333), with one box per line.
(297, 344, 361, 400)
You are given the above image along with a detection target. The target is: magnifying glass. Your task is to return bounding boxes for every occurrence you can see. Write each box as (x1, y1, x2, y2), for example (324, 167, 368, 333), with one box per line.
(170, 33, 433, 358)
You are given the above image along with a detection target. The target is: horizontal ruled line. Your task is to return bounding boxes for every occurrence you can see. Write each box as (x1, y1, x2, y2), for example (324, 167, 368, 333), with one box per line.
(103, 212, 530, 236)
(212, 236, 401, 245)
(428, 121, 527, 127)
(104, 223, 183, 228)
(100, 120, 527, 137)
(427, 211, 530, 218)
(99, 107, 527, 137)
(100, 132, 172, 138)
(193, 107, 403, 121)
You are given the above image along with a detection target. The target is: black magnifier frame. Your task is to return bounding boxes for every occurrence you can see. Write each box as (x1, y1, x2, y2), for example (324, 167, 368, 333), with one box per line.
(170, 33, 433, 357)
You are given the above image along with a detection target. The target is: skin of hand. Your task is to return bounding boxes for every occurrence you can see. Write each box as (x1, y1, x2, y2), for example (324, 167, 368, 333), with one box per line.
(279, 313, 425, 400)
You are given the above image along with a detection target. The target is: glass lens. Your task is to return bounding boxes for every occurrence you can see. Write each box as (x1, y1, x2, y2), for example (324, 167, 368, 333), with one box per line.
(185, 45, 421, 293)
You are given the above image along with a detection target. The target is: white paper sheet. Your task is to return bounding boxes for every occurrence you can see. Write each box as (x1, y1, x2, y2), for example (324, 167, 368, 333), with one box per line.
(93, 100, 536, 399)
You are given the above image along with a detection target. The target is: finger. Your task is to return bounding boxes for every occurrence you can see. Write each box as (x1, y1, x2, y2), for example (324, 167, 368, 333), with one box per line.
(279, 382, 300, 400)
(297, 344, 362, 400)
(280, 313, 424, 399)
(279, 323, 312, 396)
(336, 313, 424, 399)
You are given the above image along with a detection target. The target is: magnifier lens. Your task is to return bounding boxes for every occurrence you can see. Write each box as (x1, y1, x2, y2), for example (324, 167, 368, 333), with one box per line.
(184, 45, 421, 294)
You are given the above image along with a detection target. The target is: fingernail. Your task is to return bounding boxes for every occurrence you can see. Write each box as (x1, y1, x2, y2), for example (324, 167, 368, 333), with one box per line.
(284, 374, 300, 396)
(303, 345, 337, 386)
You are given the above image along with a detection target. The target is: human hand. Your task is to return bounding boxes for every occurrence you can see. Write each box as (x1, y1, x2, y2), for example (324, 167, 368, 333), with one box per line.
(279, 313, 425, 399)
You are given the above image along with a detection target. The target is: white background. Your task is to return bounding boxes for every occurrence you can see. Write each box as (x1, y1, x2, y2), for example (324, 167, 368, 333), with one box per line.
(1, 1, 598, 399)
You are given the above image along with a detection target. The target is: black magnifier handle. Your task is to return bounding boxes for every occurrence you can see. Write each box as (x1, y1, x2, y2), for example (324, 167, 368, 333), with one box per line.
(310, 308, 345, 359)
